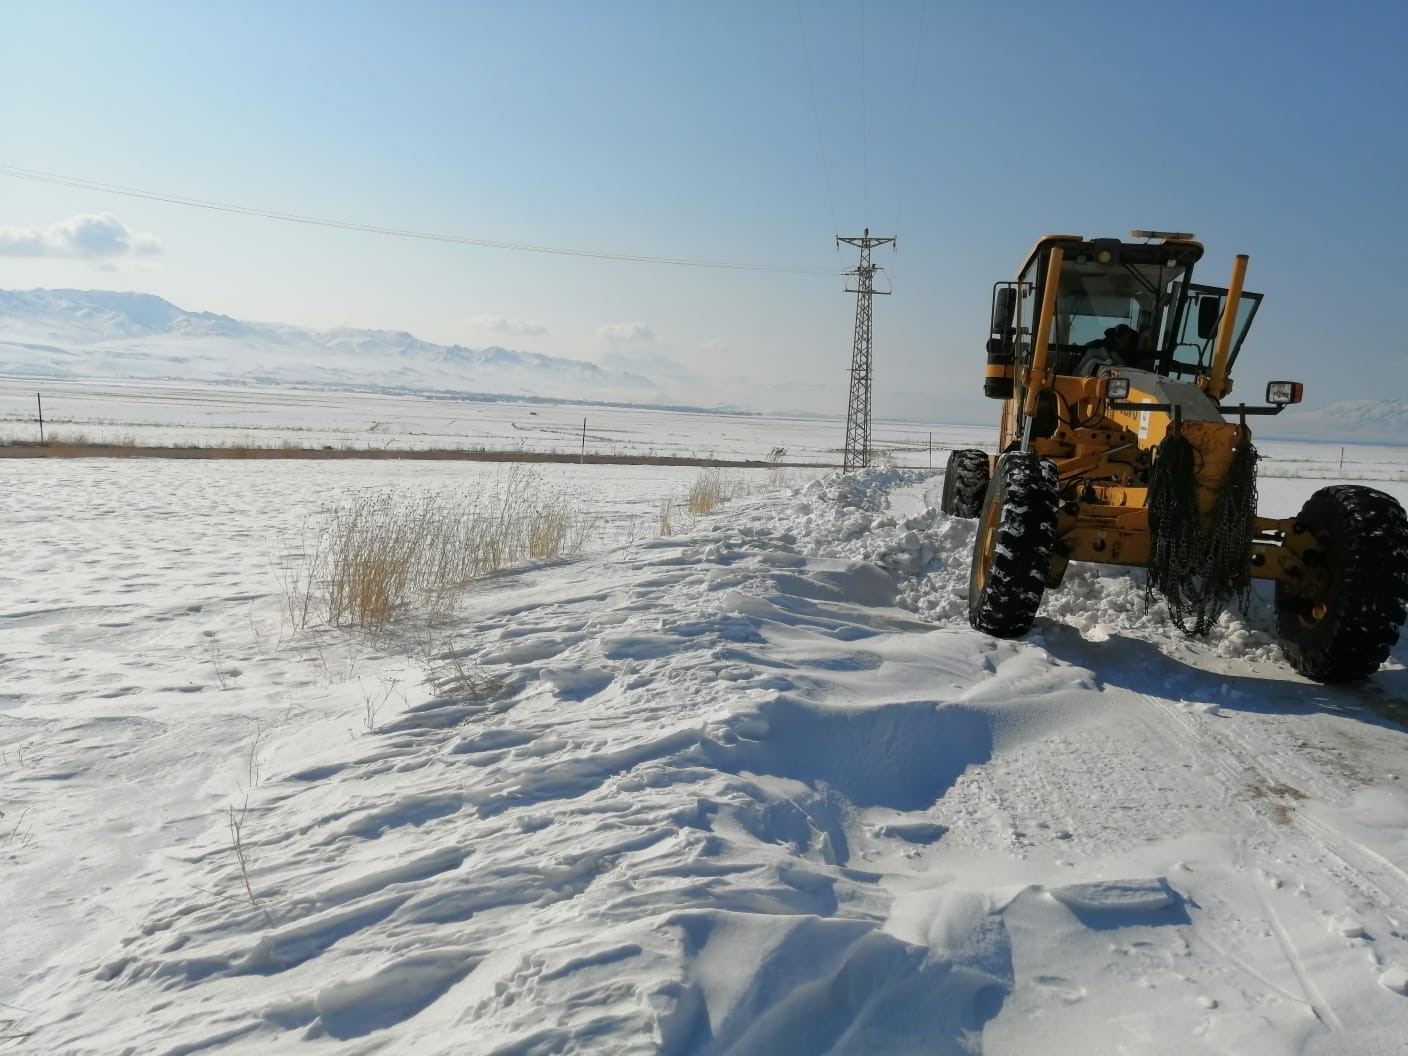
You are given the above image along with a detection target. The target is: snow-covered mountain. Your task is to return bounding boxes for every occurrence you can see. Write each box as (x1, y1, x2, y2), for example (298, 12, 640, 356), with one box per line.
(1273, 398, 1408, 445)
(0, 288, 666, 404)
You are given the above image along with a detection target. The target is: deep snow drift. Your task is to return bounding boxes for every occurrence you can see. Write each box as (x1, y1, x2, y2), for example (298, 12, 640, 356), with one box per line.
(3, 457, 1408, 1054)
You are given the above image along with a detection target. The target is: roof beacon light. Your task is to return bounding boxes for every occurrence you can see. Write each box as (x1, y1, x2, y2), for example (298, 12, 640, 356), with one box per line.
(1131, 230, 1196, 242)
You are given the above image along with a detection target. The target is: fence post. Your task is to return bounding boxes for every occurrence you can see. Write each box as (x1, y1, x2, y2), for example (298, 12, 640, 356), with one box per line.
(37, 393, 45, 444)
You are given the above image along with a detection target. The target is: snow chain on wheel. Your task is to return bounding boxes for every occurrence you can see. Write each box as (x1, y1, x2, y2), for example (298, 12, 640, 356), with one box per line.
(968, 452, 1059, 638)
(941, 449, 991, 518)
(1275, 485, 1408, 683)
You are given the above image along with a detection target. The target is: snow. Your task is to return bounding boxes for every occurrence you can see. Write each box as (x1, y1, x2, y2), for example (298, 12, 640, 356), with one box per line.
(0, 375, 987, 468)
(1046, 877, 1176, 913)
(1273, 400, 1408, 446)
(3, 393, 1408, 1054)
(0, 288, 669, 406)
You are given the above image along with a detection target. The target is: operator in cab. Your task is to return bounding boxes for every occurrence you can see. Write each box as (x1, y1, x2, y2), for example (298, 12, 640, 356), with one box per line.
(1076, 323, 1157, 375)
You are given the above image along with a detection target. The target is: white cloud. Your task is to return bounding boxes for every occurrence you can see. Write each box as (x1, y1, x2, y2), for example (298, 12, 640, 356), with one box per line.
(468, 313, 548, 337)
(597, 321, 654, 343)
(0, 213, 164, 259)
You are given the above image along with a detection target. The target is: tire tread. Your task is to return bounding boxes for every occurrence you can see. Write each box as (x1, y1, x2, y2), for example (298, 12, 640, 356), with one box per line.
(1276, 485, 1408, 682)
(943, 449, 991, 518)
(969, 453, 1059, 637)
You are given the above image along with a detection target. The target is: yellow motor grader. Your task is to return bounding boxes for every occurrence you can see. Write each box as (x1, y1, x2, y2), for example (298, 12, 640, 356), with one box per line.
(942, 231, 1408, 682)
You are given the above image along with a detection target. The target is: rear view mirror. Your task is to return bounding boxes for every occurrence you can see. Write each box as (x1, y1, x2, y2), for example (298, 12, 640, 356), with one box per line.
(1196, 295, 1221, 340)
(992, 287, 1016, 334)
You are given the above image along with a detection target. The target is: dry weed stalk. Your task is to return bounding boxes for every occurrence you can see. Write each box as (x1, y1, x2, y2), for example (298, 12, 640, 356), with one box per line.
(416, 633, 508, 701)
(225, 724, 275, 927)
(0, 1017, 33, 1044)
(227, 802, 254, 900)
(204, 640, 231, 690)
(226, 798, 273, 927)
(0, 809, 34, 855)
(359, 675, 405, 732)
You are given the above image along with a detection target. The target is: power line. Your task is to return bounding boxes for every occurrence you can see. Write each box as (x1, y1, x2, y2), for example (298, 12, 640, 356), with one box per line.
(891, 1, 928, 240)
(0, 164, 841, 276)
(861, 0, 869, 224)
(793, 0, 841, 247)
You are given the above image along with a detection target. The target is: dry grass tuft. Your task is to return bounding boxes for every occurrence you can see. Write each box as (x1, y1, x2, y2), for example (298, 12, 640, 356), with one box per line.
(526, 504, 575, 558)
(687, 470, 727, 515)
(280, 468, 596, 631)
(48, 430, 92, 445)
(687, 473, 743, 518)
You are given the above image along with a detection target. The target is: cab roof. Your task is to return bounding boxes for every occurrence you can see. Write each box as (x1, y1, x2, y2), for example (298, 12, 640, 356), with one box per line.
(1017, 233, 1205, 278)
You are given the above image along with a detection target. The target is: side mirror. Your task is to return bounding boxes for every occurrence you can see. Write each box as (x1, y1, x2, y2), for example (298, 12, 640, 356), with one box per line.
(992, 287, 1016, 334)
(1266, 381, 1304, 405)
(1196, 295, 1221, 340)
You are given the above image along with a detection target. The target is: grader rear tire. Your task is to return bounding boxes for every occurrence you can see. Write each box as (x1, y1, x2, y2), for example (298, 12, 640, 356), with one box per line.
(941, 449, 991, 518)
(1275, 485, 1408, 683)
(968, 452, 1059, 638)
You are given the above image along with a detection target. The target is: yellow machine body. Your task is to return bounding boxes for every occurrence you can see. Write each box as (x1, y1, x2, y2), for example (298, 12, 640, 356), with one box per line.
(980, 233, 1295, 589)
(959, 231, 1407, 682)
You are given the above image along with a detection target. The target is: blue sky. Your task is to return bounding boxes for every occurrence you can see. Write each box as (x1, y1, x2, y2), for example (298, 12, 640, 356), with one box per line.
(2, 1, 1404, 420)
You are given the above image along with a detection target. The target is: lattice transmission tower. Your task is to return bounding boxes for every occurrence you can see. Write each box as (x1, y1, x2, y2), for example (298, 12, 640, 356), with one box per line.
(838, 229, 894, 471)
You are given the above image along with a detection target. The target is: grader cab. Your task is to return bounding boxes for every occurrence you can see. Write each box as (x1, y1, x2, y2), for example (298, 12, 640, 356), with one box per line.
(941, 232, 1408, 682)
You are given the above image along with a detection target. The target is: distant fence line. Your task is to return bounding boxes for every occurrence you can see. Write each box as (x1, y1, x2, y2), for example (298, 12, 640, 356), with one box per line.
(0, 441, 836, 469)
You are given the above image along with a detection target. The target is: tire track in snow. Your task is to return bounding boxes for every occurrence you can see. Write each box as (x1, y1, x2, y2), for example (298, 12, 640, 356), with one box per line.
(1126, 682, 1408, 1029)
(1139, 682, 1408, 911)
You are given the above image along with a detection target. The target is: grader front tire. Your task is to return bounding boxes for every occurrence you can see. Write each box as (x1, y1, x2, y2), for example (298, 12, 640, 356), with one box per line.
(968, 453, 1059, 638)
(941, 449, 991, 518)
(1275, 485, 1408, 683)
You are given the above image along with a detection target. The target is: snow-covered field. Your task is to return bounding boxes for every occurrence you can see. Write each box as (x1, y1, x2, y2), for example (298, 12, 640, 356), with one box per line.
(4, 388, 1408, 1054)
(0, 377, 985, 467)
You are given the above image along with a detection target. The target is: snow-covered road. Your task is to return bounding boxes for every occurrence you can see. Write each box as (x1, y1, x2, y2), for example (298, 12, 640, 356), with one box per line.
(3, 462, 1408, 1054)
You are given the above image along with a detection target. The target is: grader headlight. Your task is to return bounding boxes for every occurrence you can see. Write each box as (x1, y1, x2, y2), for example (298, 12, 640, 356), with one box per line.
(1102, 376, 1131, 401)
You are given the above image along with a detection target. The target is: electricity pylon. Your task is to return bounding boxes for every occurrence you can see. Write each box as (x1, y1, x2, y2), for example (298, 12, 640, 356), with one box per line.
(838, 229, 894, 471)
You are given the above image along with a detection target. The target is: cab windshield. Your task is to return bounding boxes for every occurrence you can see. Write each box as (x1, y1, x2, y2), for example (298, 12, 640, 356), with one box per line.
(1052, 258, 1191, 355)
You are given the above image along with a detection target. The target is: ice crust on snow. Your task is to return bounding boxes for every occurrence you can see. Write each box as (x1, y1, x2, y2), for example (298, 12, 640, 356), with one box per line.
(1047, 877, 1177, 913)
(2, 449, 1407, 1054)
